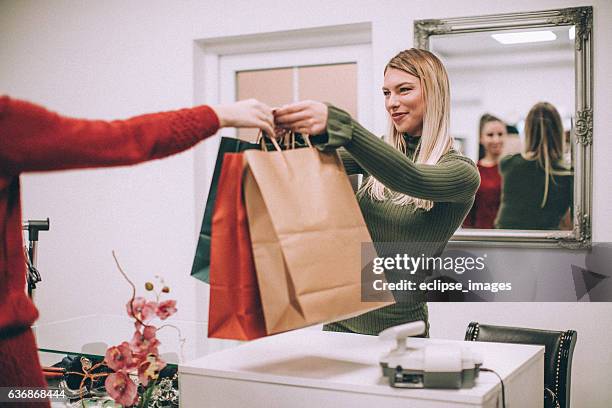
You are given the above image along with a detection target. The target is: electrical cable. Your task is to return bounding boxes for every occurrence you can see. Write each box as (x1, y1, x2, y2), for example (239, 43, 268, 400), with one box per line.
(480, 367, 505, 408)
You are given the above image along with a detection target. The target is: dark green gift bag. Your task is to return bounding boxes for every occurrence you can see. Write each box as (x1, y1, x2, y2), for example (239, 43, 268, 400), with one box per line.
(191, 137, 260, 284)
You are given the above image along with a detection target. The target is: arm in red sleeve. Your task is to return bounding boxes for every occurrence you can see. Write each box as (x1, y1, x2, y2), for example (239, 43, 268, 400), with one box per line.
(0, 96, 220, 174)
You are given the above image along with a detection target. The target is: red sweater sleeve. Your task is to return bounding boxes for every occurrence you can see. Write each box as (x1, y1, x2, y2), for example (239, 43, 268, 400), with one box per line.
(0, 96, 220, 174)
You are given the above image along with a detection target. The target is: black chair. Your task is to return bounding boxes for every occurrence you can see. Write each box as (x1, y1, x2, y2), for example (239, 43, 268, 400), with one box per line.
(465, 322, 577, 408)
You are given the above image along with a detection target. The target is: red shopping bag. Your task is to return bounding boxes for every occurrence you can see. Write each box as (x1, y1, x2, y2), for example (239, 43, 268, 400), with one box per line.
(208, 153, 266, 340)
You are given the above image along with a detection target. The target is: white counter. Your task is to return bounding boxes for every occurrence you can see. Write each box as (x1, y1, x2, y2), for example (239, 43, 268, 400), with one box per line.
(179, 329, 544, 408)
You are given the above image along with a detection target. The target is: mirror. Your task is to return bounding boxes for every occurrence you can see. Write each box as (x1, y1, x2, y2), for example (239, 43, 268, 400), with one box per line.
(414, 7, 592, 248)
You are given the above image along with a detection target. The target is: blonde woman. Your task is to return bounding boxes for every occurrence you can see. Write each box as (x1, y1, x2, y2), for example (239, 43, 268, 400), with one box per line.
(274, 49, 480, 336)
(495, 102, 573, 230)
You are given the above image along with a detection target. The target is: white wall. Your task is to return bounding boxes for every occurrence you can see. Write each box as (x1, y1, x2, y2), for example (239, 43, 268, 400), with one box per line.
(1, 0, 611, 406)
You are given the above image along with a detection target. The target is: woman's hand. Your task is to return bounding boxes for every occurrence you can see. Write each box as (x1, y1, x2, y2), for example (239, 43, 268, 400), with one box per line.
(274, 100, 328, 136)
(211, 99, 275, 137)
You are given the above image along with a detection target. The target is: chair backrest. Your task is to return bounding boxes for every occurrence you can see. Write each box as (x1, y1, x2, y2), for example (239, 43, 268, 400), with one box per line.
(465, 322, 577, 408)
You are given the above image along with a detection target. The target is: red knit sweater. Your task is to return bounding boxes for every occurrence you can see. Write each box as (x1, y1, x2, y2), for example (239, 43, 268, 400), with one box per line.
(462, 162, 501, 229)
(0, 96, 220, 333)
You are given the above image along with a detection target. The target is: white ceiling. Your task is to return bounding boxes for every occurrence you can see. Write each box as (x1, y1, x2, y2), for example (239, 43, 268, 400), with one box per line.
(431, 26, 574, 70)
(431, 26, 574, 57)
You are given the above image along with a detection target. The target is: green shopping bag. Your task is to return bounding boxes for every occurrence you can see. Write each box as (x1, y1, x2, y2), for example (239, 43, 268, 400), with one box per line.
(191, 137, 260, 284)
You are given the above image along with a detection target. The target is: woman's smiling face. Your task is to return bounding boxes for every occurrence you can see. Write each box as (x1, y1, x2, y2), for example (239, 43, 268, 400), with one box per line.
(383, 68, 425, 136)
(480, 120, 506, 156)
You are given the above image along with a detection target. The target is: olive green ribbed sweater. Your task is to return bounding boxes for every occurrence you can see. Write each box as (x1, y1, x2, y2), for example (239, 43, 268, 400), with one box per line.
(495, 153, 573, 230)
(319, 105, 480, 336)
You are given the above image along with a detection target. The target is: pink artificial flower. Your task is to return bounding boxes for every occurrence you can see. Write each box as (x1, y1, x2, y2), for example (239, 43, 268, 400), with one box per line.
(104, 341, 134, 371)
(137, 353, 167, 387)
(126, 297, 157, 322)
(105, 371, 138, 407)
(130, 325, 160, 360)
(156, 299, 177, 320)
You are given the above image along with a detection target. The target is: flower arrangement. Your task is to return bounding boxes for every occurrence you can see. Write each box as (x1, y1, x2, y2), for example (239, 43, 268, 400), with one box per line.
(102, 251, 181, 407)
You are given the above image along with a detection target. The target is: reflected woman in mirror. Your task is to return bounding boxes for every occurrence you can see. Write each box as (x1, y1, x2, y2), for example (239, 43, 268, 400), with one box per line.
(274, 49, 480, 337)
(463, 114, 506, 229)
(495, 102, 573, 230)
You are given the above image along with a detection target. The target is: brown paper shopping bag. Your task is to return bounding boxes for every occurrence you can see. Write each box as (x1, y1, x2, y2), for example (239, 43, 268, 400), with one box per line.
(243, 138, 393, 335)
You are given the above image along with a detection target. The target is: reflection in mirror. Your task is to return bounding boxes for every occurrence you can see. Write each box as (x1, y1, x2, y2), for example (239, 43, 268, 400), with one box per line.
(430, 26, 574, 231)
(415, 7, 593, 248)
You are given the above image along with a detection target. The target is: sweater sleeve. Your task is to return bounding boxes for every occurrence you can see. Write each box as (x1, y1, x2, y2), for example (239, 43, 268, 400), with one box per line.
(317, 105, 480, 203)
(0, 96, 220, 174)
(462, 198, 477, 227)
(338, 149, 365, 175)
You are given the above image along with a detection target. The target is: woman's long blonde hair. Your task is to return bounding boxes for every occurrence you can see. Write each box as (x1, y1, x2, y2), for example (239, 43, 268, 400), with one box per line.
(361, 48, 452, 211)
(523, 102, 565, 207)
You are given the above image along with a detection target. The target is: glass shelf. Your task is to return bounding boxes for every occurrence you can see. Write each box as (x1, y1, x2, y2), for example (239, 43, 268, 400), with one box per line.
(34, 314, 242, 365)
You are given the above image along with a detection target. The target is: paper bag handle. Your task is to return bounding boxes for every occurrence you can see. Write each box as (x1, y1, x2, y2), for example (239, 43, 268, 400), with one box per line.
(285, 132, 313, 149)
(255, 131, 313, 151)
(301, 133, 313, 148)
(256, 131, 283, 152)
(285, 131, 294, 150)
